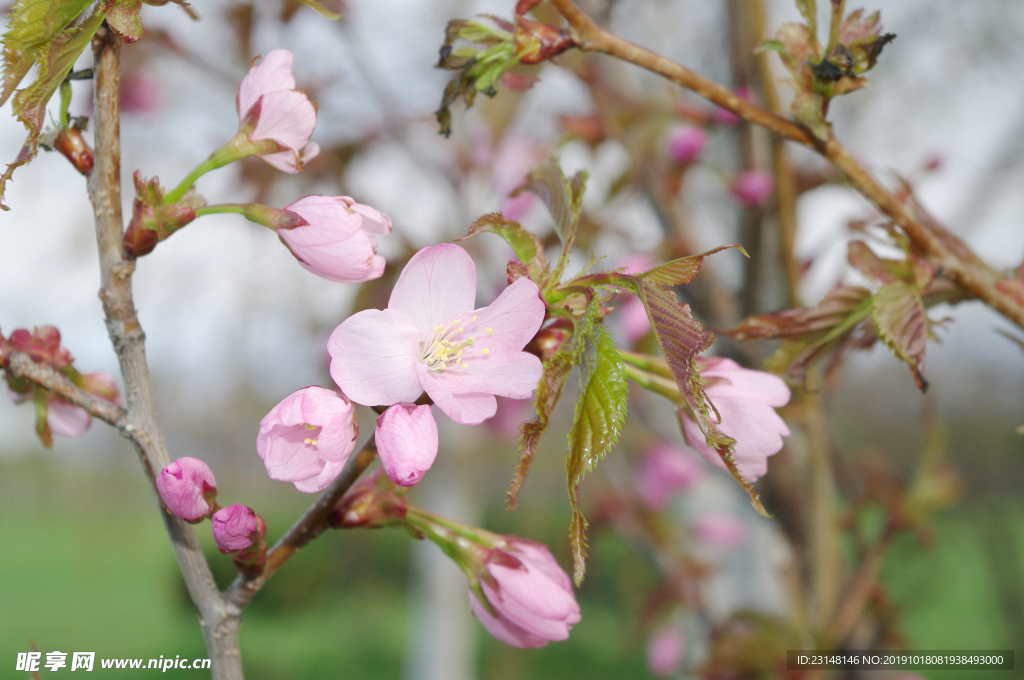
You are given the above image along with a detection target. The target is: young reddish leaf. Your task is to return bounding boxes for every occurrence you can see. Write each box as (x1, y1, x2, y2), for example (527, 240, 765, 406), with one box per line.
(872, 281, 928, 391)
(1, 0, 93, 105)
(457, 212, 549, 284)
(847, 240, 900, 283)
(730, 285, 873, 341)
(105, 0, 144, 43)
(565, 327, 627, 585)
(639, 244, 747, 288)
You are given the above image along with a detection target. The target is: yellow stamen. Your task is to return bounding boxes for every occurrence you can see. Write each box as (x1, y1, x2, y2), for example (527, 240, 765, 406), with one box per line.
(304, 438, 312, 444)
(472, 316, 478, 321)
(482, 348, 489, 355)
(461, 363, 468, 368)
(456, 350, 463, 356)
(485, 328, 493, 334)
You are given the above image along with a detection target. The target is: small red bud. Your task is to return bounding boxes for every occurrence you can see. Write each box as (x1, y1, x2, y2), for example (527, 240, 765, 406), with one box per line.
(53, 127, 94, 176)
(514, 17, 575, 64)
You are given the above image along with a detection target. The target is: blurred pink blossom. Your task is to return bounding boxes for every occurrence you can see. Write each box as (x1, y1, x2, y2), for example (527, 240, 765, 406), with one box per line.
(156, 457, 218, 523)
(492, 133, 546, 220)
(646, 625, 686, 676)
(236, 49, 319, 173)
(692, 513, 748, 548)
(680, 358, 790, 481)
(470, 537, 581, 648)
(277, 195, 391, 283)
(730, 170, 775, 206)
(120, 72, 161, 113)
(329, 244, 545, 425)
(375, 403, 439, 486)
(257, 386, 357, 493)
(666, 125, 708, 165)
(45, 400, 92, 437)
(635, 442, 705, 510)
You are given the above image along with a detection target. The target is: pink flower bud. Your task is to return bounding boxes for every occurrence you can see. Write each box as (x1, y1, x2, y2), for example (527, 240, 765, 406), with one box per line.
(680, 358, 790, 481)
(730, 170, 775, 206)
(692, 513, 748, 548)
(647, 625, 686, 676)
(666, 125, 708, 165)
(276, 195, 390, 283)
(257, 386, 357, 493)
(635, 442, 705, 510)
(8, 326, 72, 367)
(470, 537, 581, 648)
(156, 457, 218, 523)
(212, 504, 264, 553)
(236, 49, 319, 173)
(375, 403, 438, 487)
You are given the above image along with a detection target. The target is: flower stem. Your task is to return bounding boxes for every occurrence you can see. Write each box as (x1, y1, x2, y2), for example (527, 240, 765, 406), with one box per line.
(164, 133, 277, 205)
(622, 363, 683, 404)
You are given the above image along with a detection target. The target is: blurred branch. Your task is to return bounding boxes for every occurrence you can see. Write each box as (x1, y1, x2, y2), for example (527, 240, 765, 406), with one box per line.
(226, 440, 378, 609)
(548, 0, 1024, 330)
(3, 351, 126, 426)
(85, 26, 244, 680)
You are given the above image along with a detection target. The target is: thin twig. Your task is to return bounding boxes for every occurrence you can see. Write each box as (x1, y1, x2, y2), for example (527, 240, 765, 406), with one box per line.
(547, 0, 1024, 330)
(3, 351, 126, 426)
(226, 440, 378, 608)
(85, 25, 244, 680)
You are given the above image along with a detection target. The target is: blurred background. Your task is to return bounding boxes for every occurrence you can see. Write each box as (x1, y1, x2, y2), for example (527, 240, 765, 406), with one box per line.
(1, 0, 1023, 678)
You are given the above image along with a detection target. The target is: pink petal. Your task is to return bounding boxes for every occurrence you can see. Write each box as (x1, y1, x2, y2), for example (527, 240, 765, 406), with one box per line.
(259, 141, 320, 174)
(647, 626, 686, 676)
(345, 198, 392, 235)
(237, 49, 296, 119)
(466, 278, 545, 352)
(702, 358, 791, 406)
(250, 90, 317, 152)
(469, 592, 550, 649)
(292, 458, 348, 493)
(416, 363, 497, 425)
(328, 309, 423, 406)
(388, 244, 476, 333)
(483, 565, 578, 640)
(47, 399, 91, 437)
(682, 396, 789, 480)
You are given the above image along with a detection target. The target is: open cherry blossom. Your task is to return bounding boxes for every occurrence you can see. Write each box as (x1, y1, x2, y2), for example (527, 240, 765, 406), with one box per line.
(328, 244, 545, 425)
(680, 358, 790, 481)
(236, 49, 319, 173)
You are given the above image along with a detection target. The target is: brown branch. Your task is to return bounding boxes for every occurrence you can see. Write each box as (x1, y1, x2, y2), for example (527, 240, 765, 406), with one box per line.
(225, 439, 378, 609)
(85, 26, 244, 680)
(547, 0, 1024, 331)
(3, 351, 126, 426)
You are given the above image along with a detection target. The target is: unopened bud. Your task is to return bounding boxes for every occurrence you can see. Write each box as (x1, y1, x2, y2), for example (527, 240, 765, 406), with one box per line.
(156, 457, 218, 523)
(328, 470, 409, 529)
(53, 126, 94, 176)
(212, 504, 267, 578)
(514, 17, 575, 64)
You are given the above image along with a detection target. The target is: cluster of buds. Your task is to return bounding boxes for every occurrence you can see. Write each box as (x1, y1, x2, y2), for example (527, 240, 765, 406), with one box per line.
(1, 326, 120, 447)
(155, 457, 267, 578)
(121, 49, 391, 284)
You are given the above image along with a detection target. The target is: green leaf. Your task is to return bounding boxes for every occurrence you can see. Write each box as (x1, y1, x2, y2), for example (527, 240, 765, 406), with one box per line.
(872, 280, 928, 392)
(517, 157, 587, 281)
(1, 0, 92, 105)
(457, 212, 549, 284)
(639, 244, 747, 287)
(508, 299, 600, 510)
(1, 3, 105, 209)
(105, 0, 144, 43)
(796, 0, 817, 37)
(565, 326, 627, 585)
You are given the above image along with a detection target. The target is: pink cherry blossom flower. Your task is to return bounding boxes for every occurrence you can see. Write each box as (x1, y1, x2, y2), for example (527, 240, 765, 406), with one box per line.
(328, 244, 545, 425)
(692, 513, 748, 548)
(635, 441, 705, 510)
(730, 169, 775, 206)
(469, 537, 581, 648)
(680, 357, 790, 481)
(156, 457, 218, 523)
(212, 504, 264, 553)
(647, 625, 686, 676)
(257, 386, 357, 493)
(236, 49, 319, 173)
(277, 195, 391, 283)
(666, 125, 709, 165)
(375, 403, 439, 486)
